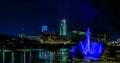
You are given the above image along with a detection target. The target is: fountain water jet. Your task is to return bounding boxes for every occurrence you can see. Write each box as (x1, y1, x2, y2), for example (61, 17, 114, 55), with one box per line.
(78, 27, 103, 62)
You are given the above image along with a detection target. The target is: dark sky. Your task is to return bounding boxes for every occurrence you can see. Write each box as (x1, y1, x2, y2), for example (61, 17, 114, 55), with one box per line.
(0, 0, 119, 39)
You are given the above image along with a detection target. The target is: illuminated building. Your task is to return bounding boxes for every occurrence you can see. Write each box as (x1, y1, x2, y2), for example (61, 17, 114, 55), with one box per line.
(70, 31, 86, 43)
(91, 33, 107, 43)
(117, 38, 120, 42)
(18, 33, 26, 38)
(60, 19, 67, 36)
(41, 25, 48, 32)
(48, 35, 51, 42)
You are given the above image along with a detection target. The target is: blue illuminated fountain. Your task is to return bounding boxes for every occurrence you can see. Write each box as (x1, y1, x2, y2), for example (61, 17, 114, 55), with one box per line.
(78, 27, 103, 62)
(69, 46, 76, 62)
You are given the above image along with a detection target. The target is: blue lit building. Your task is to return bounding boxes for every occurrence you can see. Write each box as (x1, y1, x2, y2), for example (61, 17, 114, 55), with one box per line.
(41, 25, 48, 32)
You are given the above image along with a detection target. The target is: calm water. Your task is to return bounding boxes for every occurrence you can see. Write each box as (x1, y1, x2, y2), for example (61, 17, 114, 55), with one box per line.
(0, 48, 72, 63)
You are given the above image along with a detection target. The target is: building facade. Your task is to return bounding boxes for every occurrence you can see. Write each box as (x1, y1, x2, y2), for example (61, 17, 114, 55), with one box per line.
(60, 19, 67, 36)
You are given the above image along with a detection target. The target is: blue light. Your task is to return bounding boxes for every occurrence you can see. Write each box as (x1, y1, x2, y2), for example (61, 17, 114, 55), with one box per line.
(78, 27, 103, 62)
(42, 25, 48, 32)
(70, 46, 76, 53)
(69, 46, 76, 62)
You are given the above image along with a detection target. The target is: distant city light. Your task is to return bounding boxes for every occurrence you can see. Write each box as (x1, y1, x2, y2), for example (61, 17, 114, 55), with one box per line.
(42, 25, 48, 32)
(117, 38, 120, 42)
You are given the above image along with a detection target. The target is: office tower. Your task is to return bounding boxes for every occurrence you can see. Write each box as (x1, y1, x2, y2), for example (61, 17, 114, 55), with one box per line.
(60, 19, 67, 36)
(18, 33, 26, 38)
(41, 25, 48, 32)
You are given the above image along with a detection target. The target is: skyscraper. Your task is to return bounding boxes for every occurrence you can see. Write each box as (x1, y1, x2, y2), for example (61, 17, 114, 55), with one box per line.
(60, 19, 67, 36)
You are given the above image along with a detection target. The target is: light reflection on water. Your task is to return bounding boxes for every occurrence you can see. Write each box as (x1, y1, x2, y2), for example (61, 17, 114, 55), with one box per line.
(37, 48, 69, 63)
(0, 48, 70, 63)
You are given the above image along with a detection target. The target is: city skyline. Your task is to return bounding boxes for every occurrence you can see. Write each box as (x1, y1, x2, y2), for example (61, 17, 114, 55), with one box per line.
(0, 0, 119, 39)
(0, 0, 120, 62)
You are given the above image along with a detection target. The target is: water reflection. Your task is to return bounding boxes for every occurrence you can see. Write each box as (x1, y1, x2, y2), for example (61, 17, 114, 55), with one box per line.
(2, 51, 5, 63)
(0, 48, 70, 63)
(11, 52, 14, 63)
(23, 51, 26, 63)
(69, 46, 76, 62)
(58, 48, 69, 63)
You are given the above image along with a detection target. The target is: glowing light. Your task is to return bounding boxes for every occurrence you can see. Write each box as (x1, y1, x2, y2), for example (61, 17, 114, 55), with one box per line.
(69, 46, 76, 62)
(70, 46, 76, 53)
(60, 19, 67, 36)
(39, 50, 41, 59)
(42, 25, 48, 32)
(2, 51, 5, 63)
(58, 48, 68, 62)
(11, 52, 15, 63)
(78, 27, 103, 62)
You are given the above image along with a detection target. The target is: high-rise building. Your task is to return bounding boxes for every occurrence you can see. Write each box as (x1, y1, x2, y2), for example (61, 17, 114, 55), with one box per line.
(41, 25, 48, 32)
(18, 33, 26, 38)
(60, 19, 67, 36)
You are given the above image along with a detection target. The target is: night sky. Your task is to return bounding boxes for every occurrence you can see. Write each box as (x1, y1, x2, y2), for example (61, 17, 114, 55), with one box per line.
(0, 0, 119, 39)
